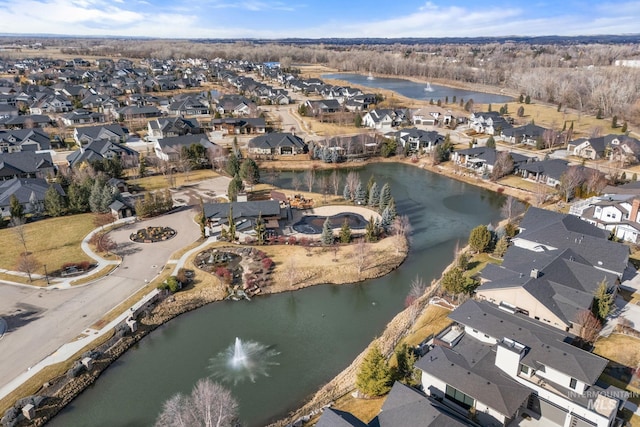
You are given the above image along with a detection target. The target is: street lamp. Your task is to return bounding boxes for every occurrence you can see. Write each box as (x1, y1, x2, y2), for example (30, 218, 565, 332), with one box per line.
(43, 264, 50, 285)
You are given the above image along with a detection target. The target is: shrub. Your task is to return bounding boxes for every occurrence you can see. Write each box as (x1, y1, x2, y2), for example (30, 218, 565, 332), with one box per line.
(262, 257, 274, 270)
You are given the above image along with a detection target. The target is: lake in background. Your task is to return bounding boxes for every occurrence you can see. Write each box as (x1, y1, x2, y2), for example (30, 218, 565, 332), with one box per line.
(49, 163, 505, 427)
(322, 73, 512, 105)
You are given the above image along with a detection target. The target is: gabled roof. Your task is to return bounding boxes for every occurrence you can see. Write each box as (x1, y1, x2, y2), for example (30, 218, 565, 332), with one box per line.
(570, 136, 607, 153)
(502, 123, 547, 139)
(515, 207, 628, 275)
(519, 158, 570, 180)
(74, 124, 127, 141)
(248, 132, 306, 150)
(0, 177, 64, 208)
(156, 134, 213, 153)
(315, 408, 368, 427)
(0, 151, 53, 178)
(447, 300, 608, 385)
(203, 200, 281, 220)
(67, 140, 136, 167)
(415, 336, 531, 417)
(370, 382, 473, 427)
(0, 128, 50, 150)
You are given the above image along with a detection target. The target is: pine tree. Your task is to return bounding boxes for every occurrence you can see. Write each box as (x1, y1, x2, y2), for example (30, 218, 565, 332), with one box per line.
(594, 279, 614, 321)
(99, 186, 114, 213)
(469, 225, 492, 253)
(486, 136, 496, 149)
(89, 180, 104, 213)
(365, 216, 378, 242)
(343, 183, 351, 201)
(339, 220, 351, 243)
(321, 218, 333, 245)
(228, 174, 243, 202)
(354, 182, 367, 205)
(254, 212, 266, 245)
(9, 194, 24, 221)
(611, 115, 618, 129)
(524, 95, 531, 104)
(356, 344, 392, 397)
(227, 206, 236, 241)
(493, 235, 509, 258)
(368, 182, 380, 207)
(226, 153, 240, 177)
(622, 122, 628, 133)
(381, 199, 397, 231)
(393, 343, 417, 386)
(378, 183, 391, 211)
(367, 175, 375, 194)
(138, 155, 147, 178)
(44, 185, 66, 217)
(239, 158, 260, 184)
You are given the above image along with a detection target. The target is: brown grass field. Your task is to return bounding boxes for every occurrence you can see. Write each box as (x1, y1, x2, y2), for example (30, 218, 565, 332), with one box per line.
(128, 169, 221, 192)
(0, 213, 95, 276)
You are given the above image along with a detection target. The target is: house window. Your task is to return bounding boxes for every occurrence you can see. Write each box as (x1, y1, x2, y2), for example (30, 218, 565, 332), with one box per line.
(445, 385, 475, 409)
(570, 378, 577, 390)
(519, 364, 530, 375)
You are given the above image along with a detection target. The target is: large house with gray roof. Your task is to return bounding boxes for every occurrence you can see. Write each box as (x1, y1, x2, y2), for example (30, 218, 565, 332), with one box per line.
(203, 200, 284, 239)
(247, 132, 307, 156)
(67, 139, 137, 168)
(0, 128, 51, 152)
(0, 177, 64, 218)
(73, 124, 128, 146)
(416, 299, 625, 427)
(0, 151, 55, 180)
(154, 133, 216, 162)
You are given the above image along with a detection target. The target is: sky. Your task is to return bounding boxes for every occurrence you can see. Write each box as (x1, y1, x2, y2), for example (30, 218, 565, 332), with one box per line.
(2, 0, 640, 39)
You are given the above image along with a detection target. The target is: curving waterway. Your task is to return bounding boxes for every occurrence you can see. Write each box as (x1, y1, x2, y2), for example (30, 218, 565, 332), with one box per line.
(48, 163, 505, 427)
(322, 73, 513, 105)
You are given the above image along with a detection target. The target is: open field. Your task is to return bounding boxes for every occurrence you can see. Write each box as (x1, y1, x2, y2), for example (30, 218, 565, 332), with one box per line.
(128, 169, 221, 192)
(594, 334, 640, 368)
(0, 213, 95, 275)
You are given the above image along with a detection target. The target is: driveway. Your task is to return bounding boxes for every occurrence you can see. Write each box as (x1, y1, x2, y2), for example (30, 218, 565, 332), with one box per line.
(0, 207, 201, 389)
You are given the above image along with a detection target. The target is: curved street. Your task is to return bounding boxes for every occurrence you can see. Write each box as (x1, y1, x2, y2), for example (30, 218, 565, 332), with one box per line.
(0, 207, 201, 394)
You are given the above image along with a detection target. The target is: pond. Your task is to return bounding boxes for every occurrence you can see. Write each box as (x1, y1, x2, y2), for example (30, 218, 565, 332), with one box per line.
(292, 212, 368, 234)
(322, 73, 513, 105)
(48, 163, 505, 427)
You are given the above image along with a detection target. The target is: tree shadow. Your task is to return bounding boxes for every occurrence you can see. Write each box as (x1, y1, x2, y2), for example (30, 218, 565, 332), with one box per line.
(3, 305, 43, 333)
(113, 241, 142, 257)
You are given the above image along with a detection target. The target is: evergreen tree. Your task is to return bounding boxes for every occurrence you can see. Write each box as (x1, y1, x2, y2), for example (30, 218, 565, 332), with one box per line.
(441, 267, 467, 294)
(354, 182, 367, 205)
(378, 183, 392, 212)
(493, 235, 509, 258)
(622, 122, 628, 133)
(138, 155, 147, 178)
(487, 103, 492, 112)
(517, 106, 525, 117)
(486, 136, 496, 148)
(356, 344, 392, 397)
(339, 220, 352, 244)
(227, 174, 243, 202)
(44, 185, 65, 217)
(9, 194, 24, 220)
(525, 95, 531, 104)
(321, 218, 333, 245)
(612, 115, 618, 129)
(468, 224, 492, 253)
(100, 186, 115, 212)
(596, 108, 603, 119)
(254, 212, 266, 245)
(67, 181, 91, 213)
(354, 113, 363, 128)
(393, 343, 417, 386)
(593, 279, 614, 321)
(226, 153, 240, 177)
(519, 94, 524, 103)
(367, 175, 375, 194)
(239, 158, 260, 184)
(380, 199, 397, 231)
(368, 182, 380, 207)
(343, 183, 351, 201)
(89, 180, 104, 213)
(365, 216, 378, 242)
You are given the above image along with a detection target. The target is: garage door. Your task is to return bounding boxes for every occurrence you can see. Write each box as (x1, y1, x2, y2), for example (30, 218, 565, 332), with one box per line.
(527, 395, 568, 426)
(570, 414, 597, 427)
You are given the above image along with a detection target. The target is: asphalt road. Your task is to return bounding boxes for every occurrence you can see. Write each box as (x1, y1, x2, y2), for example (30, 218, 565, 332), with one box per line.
(0, 207, 201, 389)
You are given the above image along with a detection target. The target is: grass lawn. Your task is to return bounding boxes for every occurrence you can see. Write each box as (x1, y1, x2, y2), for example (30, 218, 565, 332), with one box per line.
(401, 305, 452, 348)
(466, 252, 503, 278)
(0, 213, 95, 274)
(128, 169, 220, 192)
(594, 334, 640, 368)
(498, 175, 553, 194)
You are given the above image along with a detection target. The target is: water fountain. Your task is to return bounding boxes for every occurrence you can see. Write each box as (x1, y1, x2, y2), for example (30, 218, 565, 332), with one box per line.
(209, 337, 279, 384)
(424, 82, 434, 92)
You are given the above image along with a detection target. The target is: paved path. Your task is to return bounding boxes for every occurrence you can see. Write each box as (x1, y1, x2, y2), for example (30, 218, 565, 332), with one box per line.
(0, 207, 201, 398)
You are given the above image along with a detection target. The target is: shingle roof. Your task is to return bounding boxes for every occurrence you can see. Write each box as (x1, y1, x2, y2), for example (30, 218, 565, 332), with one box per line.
(0, 151, 53, 178)
(203, 200, 281, 220)
(0, 177, 64, 208)
(315, 408, 368, 427)
(447, 300, 608, 385)
(248, 132, 306, 150)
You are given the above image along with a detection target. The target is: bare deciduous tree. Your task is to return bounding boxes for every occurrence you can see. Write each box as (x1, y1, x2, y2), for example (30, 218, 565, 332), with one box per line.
(405, 275, 427, 307)
(490, 151, 514, 181)
(584, 168, 607, 196)
(154, 378, 239, 427)
(304, 169, 315, 192)
(11, 217, 29, 255)
(330, 169, 341, 196)
(16, 253, 39, 283)
(354, 239, 370, 278)
(345, 171, 360, 201)
(557, 166, 585, 202)
(575, 310, 602, 344)
(391, 215, 412, 255)
(292, 174, 302, 191)
(500, 195, 524, 222)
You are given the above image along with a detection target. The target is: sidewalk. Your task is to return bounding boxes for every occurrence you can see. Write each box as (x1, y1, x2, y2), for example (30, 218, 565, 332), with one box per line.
(0, 217, 133, 290)
(0, 225, 217, 402)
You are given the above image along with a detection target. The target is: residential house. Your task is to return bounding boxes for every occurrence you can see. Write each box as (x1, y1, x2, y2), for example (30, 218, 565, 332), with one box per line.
(147, 117, 200, 141)
(116, 105, 161, 121)
(304, 99, 341, 116)
(605, 135, 640, 165)
(247, 132, 307, 156)
(215, 95, 256, 117)
(362, 109, 394, 130)
(417, 299, 624, 427)
(154, 133, 216, 162)
(60, 109, 106, 126)
(392, 128, 444, 153)
(519, 158, 571, 187)
(512, 206, 629, 278)
(0, 114, 52, 129)
(203, 200, 283, 238)
(0, 177, 65, 218)
(0, 151, 55, 180)
(167, 96, 209, 116)
(501, 123, 548, 145)
(0, 104, 18, 120)
(210, 117, 266, 135)
(412, 107, 454, 126)
(567, 136, 609, 160)
(469, 112, 512, 135)
(28, 94, 72, 114)
(67, 139, 138, 168)
(74, 124, 128, 145)
(0, 129, 51, 152)
(570, 194, 640, 243)
(452, 147, 530, 175)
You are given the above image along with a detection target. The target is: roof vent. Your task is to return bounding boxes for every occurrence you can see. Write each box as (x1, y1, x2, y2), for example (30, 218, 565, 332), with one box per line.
(530, 268, 540, 278)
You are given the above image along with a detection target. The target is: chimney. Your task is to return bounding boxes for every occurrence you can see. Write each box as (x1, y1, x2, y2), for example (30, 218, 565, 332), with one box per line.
(631, 198, 640, 223)
(530, 269, 540, 279)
